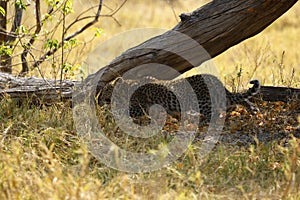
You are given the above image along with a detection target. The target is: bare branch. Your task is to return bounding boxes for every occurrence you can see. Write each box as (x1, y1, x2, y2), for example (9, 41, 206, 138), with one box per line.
(19, 0, 68, 75)
(64, 0, 128, 34)
(108, 0, 128, 16)
(32, 0, 104, 69)
(32, 0, 129, 70)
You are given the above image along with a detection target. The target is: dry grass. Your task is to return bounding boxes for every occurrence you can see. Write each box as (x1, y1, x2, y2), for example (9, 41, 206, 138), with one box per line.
(1, 98, 299, 199)
(0, 0, 300, 199)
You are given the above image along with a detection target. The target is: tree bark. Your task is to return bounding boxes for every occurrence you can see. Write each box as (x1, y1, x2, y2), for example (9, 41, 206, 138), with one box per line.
(84, 0, 298, 91)
(0, 72, 299, 104)
(0, 0, 12, 73)
(0, 0, 25, 73)
(0, 72, 76, 104)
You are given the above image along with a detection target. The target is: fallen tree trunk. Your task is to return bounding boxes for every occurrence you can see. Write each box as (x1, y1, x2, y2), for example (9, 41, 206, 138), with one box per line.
(0, 0, 299, 104)
(85, 0, 298, 91)
(259, 86, 300, 102)
(0, 72, 299, 104)
(0, 72, 77, 104)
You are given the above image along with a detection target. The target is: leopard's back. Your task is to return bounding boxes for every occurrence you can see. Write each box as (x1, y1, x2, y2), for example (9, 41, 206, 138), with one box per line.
(98, 74, 260, 125)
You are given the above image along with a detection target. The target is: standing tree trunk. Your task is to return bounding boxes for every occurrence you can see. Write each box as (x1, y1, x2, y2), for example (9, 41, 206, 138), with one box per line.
(0, 0, 24, 73)
(0, 0, 12, 73)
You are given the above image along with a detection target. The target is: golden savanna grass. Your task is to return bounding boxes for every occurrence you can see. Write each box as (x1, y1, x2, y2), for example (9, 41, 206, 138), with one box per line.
(1, 0, 299, 199)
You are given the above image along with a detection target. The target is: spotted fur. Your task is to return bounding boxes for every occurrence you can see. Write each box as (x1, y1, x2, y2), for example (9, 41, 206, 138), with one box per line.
(98, 74, 260, 125)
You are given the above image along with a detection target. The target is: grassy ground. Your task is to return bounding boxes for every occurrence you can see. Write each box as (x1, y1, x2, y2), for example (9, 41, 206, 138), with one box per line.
(1, 0, 300, 199)
(0, 99, 299, 199)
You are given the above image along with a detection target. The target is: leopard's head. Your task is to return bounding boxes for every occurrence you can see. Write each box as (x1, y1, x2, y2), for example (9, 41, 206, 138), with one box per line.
(98, 84, 114, 106)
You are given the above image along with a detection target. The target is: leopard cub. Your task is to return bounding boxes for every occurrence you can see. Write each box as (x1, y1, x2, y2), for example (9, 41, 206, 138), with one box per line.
(98, 74, 260, 125)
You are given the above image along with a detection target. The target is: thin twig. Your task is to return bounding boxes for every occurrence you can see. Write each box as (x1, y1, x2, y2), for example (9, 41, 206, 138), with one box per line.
(32, 0, 104, 69)
(19, 0, 63, 75)
(109, 0, 128, 16)
(60, 2, 67, 87)
(32, 0, 129, 69)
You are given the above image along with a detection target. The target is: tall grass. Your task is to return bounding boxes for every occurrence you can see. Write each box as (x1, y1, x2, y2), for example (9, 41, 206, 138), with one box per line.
(0, 1, 299, 199)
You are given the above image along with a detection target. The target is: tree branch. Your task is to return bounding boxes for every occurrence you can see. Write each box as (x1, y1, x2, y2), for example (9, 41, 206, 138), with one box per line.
(0, 72, 299, 105)
(32, 0, 104, 69)
(84, 0, 298, 91)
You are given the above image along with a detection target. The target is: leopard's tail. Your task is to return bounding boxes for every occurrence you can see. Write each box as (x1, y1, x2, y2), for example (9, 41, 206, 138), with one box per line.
(228, 79, 261, 113)
(242, 79, 261, 99)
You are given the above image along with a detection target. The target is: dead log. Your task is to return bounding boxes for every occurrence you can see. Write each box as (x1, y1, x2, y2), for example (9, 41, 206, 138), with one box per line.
(0, 72, 77, 104)
(84, 0, 298, 91)
(258, 86, 300, 102)
(0, 72, 299, 104)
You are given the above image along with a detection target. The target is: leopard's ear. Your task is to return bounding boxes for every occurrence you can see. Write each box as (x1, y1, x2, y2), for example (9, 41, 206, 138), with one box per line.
(114, 76, 124, 84)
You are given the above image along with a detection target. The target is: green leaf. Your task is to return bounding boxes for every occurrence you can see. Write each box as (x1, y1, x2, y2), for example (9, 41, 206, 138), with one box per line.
(0, 45, 12, 56)
(44, 39, 59, 49)
(62, 0, 74, 15)
(46, 0, 61, 9)
(15, 0, 27, 10)
(16, 25, 29, 34)
(0, 6, 5, 17)
(94, 28, 103, 38)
